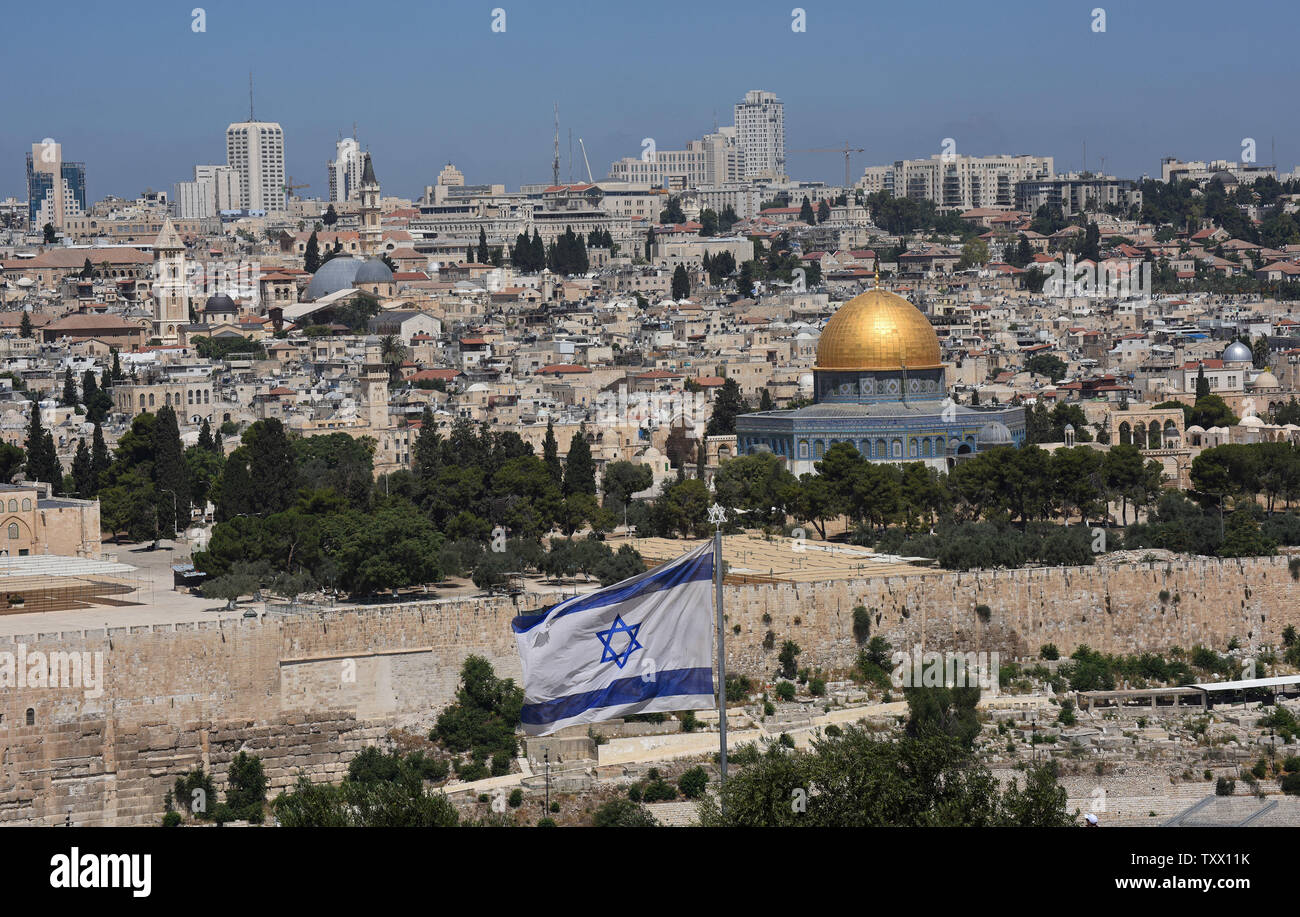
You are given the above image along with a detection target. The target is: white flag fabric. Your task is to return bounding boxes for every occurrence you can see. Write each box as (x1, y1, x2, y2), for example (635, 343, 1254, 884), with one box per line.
(512, 541, 716, 736)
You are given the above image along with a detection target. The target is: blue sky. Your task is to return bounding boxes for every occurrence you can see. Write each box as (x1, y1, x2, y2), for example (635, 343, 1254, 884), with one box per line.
(6, 0, 1297, 201)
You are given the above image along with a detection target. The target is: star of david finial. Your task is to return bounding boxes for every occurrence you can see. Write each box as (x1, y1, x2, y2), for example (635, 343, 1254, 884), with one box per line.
(707, 504, 728, 527)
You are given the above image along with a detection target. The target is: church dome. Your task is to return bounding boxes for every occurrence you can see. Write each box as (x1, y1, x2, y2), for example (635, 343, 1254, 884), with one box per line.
(204, 293, 237, 313)
(355, 259, 394, 284)
(1222, 341, 1252, 363)
(304, 257, 365, 301)
(1250, 370, 1279, 390)
(815, 289, 942, 371)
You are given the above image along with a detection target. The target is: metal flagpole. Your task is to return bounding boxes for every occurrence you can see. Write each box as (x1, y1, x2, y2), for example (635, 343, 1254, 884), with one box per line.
(708, 504, 728, 807)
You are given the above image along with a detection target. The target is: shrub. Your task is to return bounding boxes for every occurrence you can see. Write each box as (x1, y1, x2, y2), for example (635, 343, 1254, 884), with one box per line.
(678, 766, 708, 799)
(809, 677, 826, 697)
(774, 680, 796, 702)
(1040, 643, 1060, 660)
(641, 778, 678, 802)
(824, 724, 842, 738)
(778, 733, 795, 748)
(852, 605, 871, 644)
(1215, 777, 1235, 796)
(550, 801, 560, 812)
(1282, 755, 1300, 774)
(975, 604, 992, 622)
(508, 788, 523, 808)
(537, 817, 557, 827)
(1281, 772, 1300, 796)
(161, 811, 182, 828)
(592, 798, 657, 827)
(679, 711, 698, 733)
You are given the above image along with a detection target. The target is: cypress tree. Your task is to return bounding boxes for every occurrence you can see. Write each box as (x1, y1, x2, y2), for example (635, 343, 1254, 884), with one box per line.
(72, 438, 94, 497)
(216, 452, 253, 521)
(304, 230, 321, 273)
(531, 229, 545, 270)
(19, 312, 32, 339)
(43, 430, 62, 495)
(197, 419, 214, 453)
(543, 420, 562, 486)
(245, 419, 296, 515)
(61, 367, 78, 406)
(91, 423, 110, 488)
(24, 404, 48, 483)
(563, 431, 596, 497)
(152, 405, 190, 536)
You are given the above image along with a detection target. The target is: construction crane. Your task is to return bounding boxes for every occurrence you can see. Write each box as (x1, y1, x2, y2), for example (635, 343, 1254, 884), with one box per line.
(790, 142, 865, 189)
(578, 138, 594, 184)
(283, 175, 310, 199)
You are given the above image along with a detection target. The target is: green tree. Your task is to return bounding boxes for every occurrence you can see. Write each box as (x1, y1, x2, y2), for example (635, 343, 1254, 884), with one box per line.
(706, 378, 749, 436)
(304, 230, 321, 273)
(671, 263, 690, 300)
(563, 431, 597, 497)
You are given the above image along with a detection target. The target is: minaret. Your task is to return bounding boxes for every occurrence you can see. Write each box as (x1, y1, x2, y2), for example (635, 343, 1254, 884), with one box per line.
(152, 218, 189, 343)
(359, 153, 381, 257)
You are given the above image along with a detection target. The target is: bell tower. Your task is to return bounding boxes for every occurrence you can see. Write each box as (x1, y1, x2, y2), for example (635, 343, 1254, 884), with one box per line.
(359, 153, 381, 257)
(152, 218, 188, 343)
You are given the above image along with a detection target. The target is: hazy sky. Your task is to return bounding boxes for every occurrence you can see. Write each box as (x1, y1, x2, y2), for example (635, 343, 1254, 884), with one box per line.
(6, 0, 1296, 202)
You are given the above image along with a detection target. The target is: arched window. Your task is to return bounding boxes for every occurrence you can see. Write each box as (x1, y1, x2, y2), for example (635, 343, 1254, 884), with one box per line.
(148, 393, 155, 407)
(6, 500, 15, 512)
(20, 499, 29, 512)
(139, 394, 146, 408)
(8, 523, 18, 540)
(25, 708, 34, 726)
(187, 390, 194, 404)
(892, 439, 903, 459)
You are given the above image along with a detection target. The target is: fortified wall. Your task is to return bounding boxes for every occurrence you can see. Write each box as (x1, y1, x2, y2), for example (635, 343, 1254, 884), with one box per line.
(1, 556, 1295, 825)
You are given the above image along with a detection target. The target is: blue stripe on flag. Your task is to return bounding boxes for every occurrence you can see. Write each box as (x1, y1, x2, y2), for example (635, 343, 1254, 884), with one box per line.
(510, 544, 711, 634)
(520, 666, 713, 726)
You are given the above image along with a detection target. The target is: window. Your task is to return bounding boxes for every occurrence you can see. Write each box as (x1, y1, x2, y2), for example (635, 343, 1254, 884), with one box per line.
(9, 524, 18, 540)
(21, 499, 30, 512)
(6, 500, 14, 512)
(25, 708, 34, 726)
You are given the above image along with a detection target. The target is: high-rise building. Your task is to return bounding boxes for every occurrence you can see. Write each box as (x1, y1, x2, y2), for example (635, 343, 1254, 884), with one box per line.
(329, 137, 363, 202)
(225, 120, 286, 212)
(733, 90, 785, 181)
(175, 165, 241, 219)
(26, 141, 86, 229)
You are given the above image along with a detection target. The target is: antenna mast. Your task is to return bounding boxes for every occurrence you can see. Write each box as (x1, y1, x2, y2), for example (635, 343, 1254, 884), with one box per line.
(552, 103, 560, 186)
(249, 72, 255, 121)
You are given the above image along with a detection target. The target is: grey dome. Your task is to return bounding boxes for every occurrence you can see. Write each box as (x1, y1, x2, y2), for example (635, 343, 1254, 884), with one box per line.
(204, 293, 237, 313)
(354, 259, 394, 284)
(304, 257, 365, 301)
(1222, 341, 1252, 363)
(977, 421, 1013, 445)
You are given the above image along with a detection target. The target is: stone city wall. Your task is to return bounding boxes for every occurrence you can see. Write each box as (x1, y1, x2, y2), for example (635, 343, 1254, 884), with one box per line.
(0, 556, 1295, 824)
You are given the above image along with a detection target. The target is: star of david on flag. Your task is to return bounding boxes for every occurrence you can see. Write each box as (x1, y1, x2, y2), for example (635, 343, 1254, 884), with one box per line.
(511, 540, 716, 736)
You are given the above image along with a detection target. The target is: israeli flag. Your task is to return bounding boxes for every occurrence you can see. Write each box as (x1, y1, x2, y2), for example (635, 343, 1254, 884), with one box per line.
(512, 541, 716, 736)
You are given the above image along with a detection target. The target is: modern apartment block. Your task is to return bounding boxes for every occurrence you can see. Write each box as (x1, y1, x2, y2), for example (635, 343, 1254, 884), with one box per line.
(1159, 157, 1275, 185)
(1015, 172, 1142, 217)
(607, 89, 780, 189)
(733, 90, 785, 181)
(865, 154, 1054, 210)
(608, 130, 739, 190)
(329, 136, 363, 202)
(25, 141, 86, 229)
(225, 120, 286, 212)
(174, 164, 241, 219)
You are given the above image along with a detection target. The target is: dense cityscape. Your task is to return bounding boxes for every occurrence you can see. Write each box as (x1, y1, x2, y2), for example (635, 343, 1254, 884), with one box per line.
(1, 3, 1297, 896)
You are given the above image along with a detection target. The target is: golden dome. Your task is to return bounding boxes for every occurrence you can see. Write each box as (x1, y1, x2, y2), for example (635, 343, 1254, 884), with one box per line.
(815, 289, 942, 371)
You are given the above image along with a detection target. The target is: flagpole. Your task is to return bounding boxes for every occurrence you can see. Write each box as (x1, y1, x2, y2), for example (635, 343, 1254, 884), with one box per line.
(709, 505, 728, 808)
